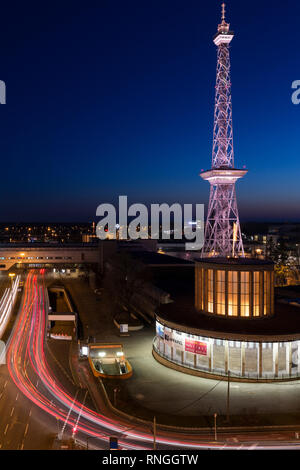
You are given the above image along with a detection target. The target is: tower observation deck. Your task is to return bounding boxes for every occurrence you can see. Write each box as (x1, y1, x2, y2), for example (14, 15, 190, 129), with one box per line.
(201, 3, 247, 258)
(153, 4, 300, 384)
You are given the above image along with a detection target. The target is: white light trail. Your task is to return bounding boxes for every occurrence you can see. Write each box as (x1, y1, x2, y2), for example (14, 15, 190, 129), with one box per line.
(0, 275, 20, 339)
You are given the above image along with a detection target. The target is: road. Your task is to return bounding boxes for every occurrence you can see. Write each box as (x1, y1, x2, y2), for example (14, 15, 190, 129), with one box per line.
(2, 270, 300, 450)
(0, 366, 56, 449)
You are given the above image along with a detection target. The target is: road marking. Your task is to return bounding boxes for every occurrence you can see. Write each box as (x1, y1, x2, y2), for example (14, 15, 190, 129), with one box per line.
(0, 392, 3, 400)
(10, 407, 14, 417)
(4, 424, 9, 435)
(20, 442, 24, 450)
(24, 423, 29, 437)
(0, 443, 2, 449)
(29, 409, 32, 417)
(4, 381, 7, 389)
(15, 393, 19, 401)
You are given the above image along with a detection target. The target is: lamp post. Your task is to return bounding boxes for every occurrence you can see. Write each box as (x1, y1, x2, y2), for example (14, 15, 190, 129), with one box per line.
(119, 420, 158, 451)
(86, 418, 158, 450)
(8, 273, 16, 309)
(153, 416, 157, 450)
(8, 272, 15, 288)
(113, 387, 120, 407)
(227, 370, 231, 423)
(214, 413, 217, 441)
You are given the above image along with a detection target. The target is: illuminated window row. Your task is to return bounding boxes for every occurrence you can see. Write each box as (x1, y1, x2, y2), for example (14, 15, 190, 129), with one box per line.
(196, 266, 274, 318)
(155, 321, 299, 380)
(0, 255, 75, 260)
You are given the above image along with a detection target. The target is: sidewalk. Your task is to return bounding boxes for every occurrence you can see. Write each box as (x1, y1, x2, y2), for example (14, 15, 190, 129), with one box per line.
(68, 336, 300, 443)
(64, 278, 300, 429)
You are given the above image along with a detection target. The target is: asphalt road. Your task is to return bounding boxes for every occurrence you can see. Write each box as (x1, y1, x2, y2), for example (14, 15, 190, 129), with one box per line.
(2, 270, 300, 450)
(0, 272, 58, 449)
(0, 365, 57, 449)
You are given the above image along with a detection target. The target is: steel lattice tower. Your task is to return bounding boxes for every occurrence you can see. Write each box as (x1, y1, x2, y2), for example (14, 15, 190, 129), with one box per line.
(201, 3, 247, 258)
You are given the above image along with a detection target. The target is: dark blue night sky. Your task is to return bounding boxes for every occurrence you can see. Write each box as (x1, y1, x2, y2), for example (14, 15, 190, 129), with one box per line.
(0, 0, 299, 222)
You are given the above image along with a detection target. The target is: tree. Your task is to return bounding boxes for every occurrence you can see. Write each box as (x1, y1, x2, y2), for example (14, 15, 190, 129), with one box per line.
(267, 237, 291, 286)
(274, 264, 290, 286)
(266, 237, 277, 261)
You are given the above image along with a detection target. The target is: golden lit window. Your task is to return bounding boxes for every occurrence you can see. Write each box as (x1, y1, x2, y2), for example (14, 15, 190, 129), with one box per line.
(264, 271, 270, 315)
(240, 271, 250, 317)
(208, 269, 214, 313)
(228, 271, 238, 316)
(216, 270, 225, 315)
(253, 271, 260, 317)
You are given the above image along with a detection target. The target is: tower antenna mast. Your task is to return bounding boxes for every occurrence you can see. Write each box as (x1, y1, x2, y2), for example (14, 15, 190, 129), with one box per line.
(222, 2, 226, 22)
(200, 2, 247, 258)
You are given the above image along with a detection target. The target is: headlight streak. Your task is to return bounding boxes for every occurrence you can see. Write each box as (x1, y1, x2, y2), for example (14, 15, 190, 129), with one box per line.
(6, 270, 260, 450)
(6, 272, 148, 450)
(0, 274, 20, 338)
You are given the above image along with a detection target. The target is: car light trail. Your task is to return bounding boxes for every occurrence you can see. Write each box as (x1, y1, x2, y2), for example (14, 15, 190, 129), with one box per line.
(6, 271, 300, 450)
(0, 275, 20, 338)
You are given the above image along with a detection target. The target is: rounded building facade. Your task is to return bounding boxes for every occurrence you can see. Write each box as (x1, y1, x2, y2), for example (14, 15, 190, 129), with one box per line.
(153, 318, 300, 382)
(153, 258, 300, 382)
(195, 258, 274, 318)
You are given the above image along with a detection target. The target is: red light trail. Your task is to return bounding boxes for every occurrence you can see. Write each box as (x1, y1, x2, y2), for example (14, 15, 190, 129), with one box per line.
(6, 271, 207, 449)
(6, 271, 299, 450)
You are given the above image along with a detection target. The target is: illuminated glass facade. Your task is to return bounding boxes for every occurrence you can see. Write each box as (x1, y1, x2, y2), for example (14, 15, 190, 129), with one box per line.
(228, 271, 238, 317)
(154, 320, 300, 381)
(216, 270, 225, 315)
(253, 271, 260, 317)
(153, 259, 293, 382)
(195, 260, 274, 318)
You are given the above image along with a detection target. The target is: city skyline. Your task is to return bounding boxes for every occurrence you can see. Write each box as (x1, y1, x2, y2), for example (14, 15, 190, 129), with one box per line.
(1, 1, 300, 455)
(0, 0, 299, 222)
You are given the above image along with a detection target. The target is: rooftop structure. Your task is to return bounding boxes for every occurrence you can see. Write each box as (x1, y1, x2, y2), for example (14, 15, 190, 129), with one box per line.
(152, 4, 300, 383)
(201, 3, 246, 257)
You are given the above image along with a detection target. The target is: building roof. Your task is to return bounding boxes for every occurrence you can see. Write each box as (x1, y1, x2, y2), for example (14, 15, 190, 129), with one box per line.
(158, 297, 300, 341)
(196, 257, 274, 266)
(130, 251, 194, 267)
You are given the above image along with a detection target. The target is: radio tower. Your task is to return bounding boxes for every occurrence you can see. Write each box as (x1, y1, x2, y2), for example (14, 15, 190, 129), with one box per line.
(201, 3, 247, 257)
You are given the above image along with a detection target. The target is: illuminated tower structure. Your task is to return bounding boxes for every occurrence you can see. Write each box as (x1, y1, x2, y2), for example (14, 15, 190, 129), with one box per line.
(201, 3, 247, 257)
(154, 3, 300, 384)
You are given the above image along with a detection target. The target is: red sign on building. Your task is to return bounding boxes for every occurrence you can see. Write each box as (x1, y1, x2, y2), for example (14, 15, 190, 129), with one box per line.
(195, 341, 207, 356)
(185, 339, 207, 356)
(185, 339, 196, 353)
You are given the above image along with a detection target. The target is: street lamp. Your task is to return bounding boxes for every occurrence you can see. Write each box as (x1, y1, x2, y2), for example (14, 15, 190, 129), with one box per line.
(227, 370, 231, 423)
(8, 273, 16, 307)
(8, 272, 15, 288)
(214, 413, 217, 441)
(120, 418, 157, 450)
(19, 252, 25, 268)
(113, 387, 120, 407)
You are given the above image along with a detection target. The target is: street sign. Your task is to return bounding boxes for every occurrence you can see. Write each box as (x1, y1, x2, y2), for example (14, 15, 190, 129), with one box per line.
(109, 436, 118, 450)
(120, 324, 128, 334)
